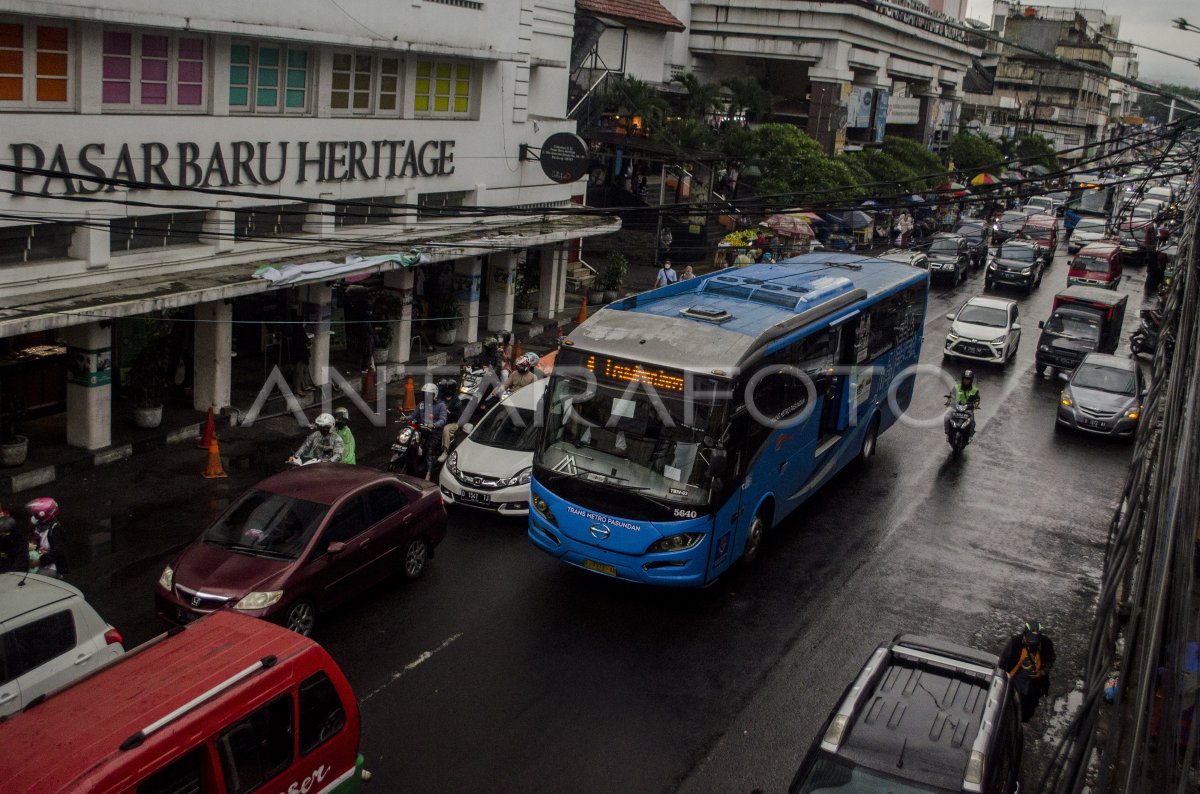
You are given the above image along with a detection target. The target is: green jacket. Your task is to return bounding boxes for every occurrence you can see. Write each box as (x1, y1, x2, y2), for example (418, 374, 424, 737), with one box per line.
(335, 425, 356, 465)
(952, 383, 980, 406)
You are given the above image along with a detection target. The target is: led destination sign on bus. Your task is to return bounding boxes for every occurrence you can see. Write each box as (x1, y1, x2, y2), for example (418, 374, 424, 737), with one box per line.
(585, 354, 686, 393)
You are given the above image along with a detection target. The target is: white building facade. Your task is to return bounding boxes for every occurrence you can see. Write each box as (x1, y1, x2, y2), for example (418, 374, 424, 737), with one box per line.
(0, 0, 616, 452)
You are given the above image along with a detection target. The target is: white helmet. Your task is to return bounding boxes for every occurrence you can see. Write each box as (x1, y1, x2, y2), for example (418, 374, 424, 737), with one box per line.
(314, 412, 335, 428)
(422, 382, 438, 396)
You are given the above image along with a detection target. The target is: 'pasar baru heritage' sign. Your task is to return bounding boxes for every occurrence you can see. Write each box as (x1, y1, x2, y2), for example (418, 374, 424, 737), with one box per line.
(7, 139, 457, 196)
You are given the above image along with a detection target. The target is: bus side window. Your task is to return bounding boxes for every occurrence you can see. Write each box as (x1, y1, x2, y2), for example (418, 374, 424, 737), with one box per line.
(868, 295, 902, 358)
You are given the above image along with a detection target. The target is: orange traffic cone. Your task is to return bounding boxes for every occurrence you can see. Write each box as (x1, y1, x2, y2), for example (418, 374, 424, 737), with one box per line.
(195, 406, 216, 449)
(202, 437, 228, 479)
(576, 296, 588, 324)
(513, 337, 522, 360)
(402, 374, 416, 413)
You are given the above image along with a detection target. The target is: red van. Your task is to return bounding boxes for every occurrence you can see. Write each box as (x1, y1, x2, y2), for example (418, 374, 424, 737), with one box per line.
(0, 611, 365, 793)
(1068, 241, 1123, 289)
(1019, 213, 1060, 264)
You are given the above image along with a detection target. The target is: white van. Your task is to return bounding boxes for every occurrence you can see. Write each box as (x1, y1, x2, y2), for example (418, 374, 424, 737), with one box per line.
(439, 377, 548, 516)
(0, 572, 124, 717)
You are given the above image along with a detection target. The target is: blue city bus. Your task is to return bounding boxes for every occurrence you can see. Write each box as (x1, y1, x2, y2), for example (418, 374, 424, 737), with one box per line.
(528, 254, 929, 586)
(1067, 174, 1120, 219)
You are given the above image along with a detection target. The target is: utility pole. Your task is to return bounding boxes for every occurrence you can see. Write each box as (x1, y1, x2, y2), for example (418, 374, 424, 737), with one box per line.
(1028, 72, 1042, 136)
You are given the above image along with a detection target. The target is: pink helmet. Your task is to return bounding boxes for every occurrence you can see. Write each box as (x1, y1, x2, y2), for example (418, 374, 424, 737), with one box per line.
(25, 497, 59, 525)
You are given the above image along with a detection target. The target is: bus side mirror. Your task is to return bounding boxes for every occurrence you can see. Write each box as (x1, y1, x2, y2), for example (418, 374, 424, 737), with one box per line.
(707, 450, 728, 478)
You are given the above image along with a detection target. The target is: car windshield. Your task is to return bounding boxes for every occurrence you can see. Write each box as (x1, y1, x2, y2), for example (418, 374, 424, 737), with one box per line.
(790, 754, 938, 794)
(203, 490, 327, 560)
(1074, 255, 1111, 273)
(535, 372, 728, 510)
(955, 226, 983, 242)
(998, 245, 1035, 261)
(1024, 224, 1051, 240)
(1045, 310, 1101, 340)
(958, 303, 1009, 327)
(1075, 219, 1106, 234)
(469, 404, 540, 452)
(930, 239, 959, 253)
(1027, 198, 1051, 210)
(1000, 212, 1026, 228)
(1072, 363, 1136, 395)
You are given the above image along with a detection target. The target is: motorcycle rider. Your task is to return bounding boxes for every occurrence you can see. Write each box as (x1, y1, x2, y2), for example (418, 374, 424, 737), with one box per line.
(333, 406, 356, 465)
(944, 369, 981, 437)
(438, 378, 466, 463)
(407, 383, 448, 480)
(507, 353, 539, 393)
(289, 412, 344, 465)
(25, 497, 68, 578)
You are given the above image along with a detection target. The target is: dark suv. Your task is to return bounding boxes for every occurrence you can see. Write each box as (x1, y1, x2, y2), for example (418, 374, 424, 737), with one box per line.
(954, 219, 991, 268)
(926, 233, 971, 285)
(789, 634, 1023, 794)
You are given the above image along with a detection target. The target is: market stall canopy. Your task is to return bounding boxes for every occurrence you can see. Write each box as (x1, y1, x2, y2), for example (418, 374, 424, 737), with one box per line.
(970, 173, 999, 185)
(764, 214, 815, 237)
(937, 181, 969, 196)
(1025, 164, 1050, 176)
(833, 210, 874, 229)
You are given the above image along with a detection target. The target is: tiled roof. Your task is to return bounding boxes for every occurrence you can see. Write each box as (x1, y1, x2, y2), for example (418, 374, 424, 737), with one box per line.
(576, 0, 686, 32)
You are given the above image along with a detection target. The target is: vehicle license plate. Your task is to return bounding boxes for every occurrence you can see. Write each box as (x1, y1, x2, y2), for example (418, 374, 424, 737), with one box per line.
(959, 343, 986, 356)
(1079, 418, 1107, 430)
(459, 490, 491, 504)
(583, 559, 618, 577)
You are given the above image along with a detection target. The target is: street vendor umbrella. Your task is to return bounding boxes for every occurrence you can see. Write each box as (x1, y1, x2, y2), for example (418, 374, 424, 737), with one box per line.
(788, 211, 826, 223)
(1000, 170, 1023, 181)
(860, 199, 881, 207)
(765, 213, 814, 237)
(843, 210, 873, 230)
(1025, 164, 1050, 176)
(970, 173, 999, 186)
(938, 181, 969, 196)
(905, 194, 925, 203)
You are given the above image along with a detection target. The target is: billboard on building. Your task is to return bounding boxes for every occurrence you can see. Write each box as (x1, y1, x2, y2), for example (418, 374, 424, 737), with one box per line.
(888, 96, 921, 125)
(873, 90, 891, 142)
(846, 87, 875, 128)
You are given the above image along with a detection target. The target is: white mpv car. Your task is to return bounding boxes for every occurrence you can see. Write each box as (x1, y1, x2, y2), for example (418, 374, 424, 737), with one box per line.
(439, 378, 548, 517)
(0, 572, 124, 717)
(944, 295, 1022, 365)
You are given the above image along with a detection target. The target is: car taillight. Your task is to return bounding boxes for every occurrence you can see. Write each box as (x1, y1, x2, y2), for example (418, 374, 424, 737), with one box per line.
(104, 627, 123, 646)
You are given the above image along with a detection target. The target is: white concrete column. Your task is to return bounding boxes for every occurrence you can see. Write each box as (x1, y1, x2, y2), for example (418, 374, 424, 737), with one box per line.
(487, 251, 517, 332)
(63, 321, 112, 450)
(307, 283, 333, 387)
(70, 211, 110, 269)
(193, 301, 232, 411)
(304, 193, 336, 237)
(554, 246, 568, 313)
(384, 269, 415, 363)
(207, 200, 235, 254)
(453, 257, 483, 343)
(537, 247, 560, 320)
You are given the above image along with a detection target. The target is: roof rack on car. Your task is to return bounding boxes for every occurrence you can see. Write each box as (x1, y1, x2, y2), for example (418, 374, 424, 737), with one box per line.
(119, 655, 278, 751)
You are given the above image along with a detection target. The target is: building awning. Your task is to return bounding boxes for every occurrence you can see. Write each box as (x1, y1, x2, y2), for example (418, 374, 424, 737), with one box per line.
(0, 214, 620, 338)
(577, 0, 686, 32)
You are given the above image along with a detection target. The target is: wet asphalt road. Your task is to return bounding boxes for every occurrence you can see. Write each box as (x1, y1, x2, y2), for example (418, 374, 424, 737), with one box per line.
(32, 238, 1148, 793)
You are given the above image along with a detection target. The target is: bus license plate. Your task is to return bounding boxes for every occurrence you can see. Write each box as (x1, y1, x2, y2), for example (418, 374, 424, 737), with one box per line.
(583, 559, 618, 577)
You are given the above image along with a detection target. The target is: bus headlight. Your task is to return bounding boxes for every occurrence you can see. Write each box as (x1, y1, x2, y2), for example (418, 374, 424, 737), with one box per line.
(531, 494, 557, 526)
(647, 533, 704, 553)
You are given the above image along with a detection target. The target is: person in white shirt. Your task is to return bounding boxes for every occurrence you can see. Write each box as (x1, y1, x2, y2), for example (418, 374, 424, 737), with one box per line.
(654, 260, 679, 288)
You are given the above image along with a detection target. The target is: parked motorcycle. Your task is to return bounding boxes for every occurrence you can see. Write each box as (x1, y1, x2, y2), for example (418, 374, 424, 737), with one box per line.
(944, 399, 976, 457)
(387, 420, 439, 478)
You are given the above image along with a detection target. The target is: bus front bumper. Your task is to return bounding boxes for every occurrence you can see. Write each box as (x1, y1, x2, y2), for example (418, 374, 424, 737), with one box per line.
(527, 518, 710, 587)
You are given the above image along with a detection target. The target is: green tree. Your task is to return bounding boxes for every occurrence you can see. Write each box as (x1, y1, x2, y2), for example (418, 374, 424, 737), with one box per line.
(672, 72, 723, 120)
(601, 75, 670, 130)
(882, 136, 943, 189)
(844, 149, 919, 196)
(946, 132, 1004, 174)
(746, 124, 862, 206)
(1010, 134, 1059, 172)
(723, 76, 774, 122)
(656, 117, 717, 154)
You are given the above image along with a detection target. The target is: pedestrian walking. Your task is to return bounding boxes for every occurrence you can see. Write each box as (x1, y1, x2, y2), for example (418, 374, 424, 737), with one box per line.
(25, 497, 68, 579)
(896, 211, 914, 249)
(998, 619, 1056, 722)
(654, 260, 679, 288)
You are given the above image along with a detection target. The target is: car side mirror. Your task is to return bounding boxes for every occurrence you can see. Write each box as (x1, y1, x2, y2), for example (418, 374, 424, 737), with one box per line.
(326, 541, 346, 556)
(461, 422, 474, 435)
(1038, 320, 1045, 329)
(946, 313, 956, 321)
(1058, 371, 1070, 383)
(1012, 323, 1022, 332)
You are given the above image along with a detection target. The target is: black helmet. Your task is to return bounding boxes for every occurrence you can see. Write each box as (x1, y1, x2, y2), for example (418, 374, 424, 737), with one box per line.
(495, 329, 511, 345)
(1023, 619, 1044, 646)
(438, 378, 459, 399)
(962, 369, 975, 385)
(483, 336, 498, 352)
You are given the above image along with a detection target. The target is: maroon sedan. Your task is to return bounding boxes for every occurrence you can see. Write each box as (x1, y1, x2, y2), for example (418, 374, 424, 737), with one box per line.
(155, 465, 446, 635)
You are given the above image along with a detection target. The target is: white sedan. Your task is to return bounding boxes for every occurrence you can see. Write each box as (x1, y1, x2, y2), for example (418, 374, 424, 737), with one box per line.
(944, 295, 1022, 365)
(439, 377, 547, 517)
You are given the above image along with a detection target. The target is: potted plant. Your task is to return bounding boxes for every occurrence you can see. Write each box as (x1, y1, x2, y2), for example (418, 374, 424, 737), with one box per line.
(600, 252, 629, 303)
(128, 343, 170, 429)
(430, 293, 464, 346)
(0, 391, 27, 467)
(372, 323, 392, 364)
(513, 255, 539, 323)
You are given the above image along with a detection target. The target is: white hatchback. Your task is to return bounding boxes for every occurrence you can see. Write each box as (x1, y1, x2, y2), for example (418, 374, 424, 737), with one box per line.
(0, 572, 124, 717)
(944, 295, 1022, 365)
(439, 378, 548, 517)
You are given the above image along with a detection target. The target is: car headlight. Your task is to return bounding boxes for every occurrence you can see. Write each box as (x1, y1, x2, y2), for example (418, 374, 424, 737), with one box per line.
(1126, 408, 1139, 420)
(1022, 267, 1032, 275)
(647, 533, 705, 553)
(531, 493, 557, 526)
(158, 565, 174, 590)
(946, 331, 961, 343)
(499, 466, 532, 488)
(990, 338, 1007, 347)
(1039, 344, 1051, 352)
(234, 590, 284, 611)
(1061, 393, 1072, 407)
(447, 450, 460, 476)
(988, 262, 997, 271)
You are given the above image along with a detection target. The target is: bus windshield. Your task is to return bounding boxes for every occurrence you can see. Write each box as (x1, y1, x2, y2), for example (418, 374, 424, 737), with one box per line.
(535, 371, 727, 511)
